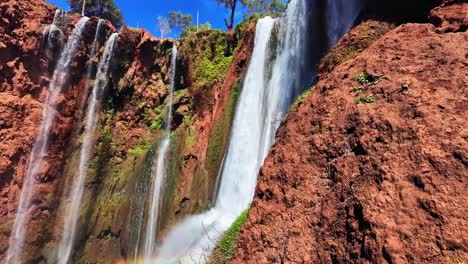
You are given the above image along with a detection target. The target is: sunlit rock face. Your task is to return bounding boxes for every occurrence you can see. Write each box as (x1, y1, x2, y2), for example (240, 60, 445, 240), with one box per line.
(0, 0, 458, 263)
(233, 1, 468, 263)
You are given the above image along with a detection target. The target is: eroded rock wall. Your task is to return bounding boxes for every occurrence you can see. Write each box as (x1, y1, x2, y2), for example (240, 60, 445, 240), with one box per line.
(233, 2, 467, 263)
(0, 0, 256, 262)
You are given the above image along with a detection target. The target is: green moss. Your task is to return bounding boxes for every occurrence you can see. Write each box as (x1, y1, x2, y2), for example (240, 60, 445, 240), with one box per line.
(234, 14, 263, 43)
(190, 31, 233, 86)
(290, 86, 315, 112)
(355, 94, 375, 104)
(159, 113, 198, 231)
(150, 118, 163, 131)
(210, 208, 250, 263)
(195, 54, 233, 85)
(320, 21, 395, 74)
(149, 101, 169, 131)
(205, 78, 241, 188)
(127, 144, 151, 156)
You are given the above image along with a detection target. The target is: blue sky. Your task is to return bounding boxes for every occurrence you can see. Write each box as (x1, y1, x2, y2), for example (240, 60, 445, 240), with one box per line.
(46, 0, 246, 38)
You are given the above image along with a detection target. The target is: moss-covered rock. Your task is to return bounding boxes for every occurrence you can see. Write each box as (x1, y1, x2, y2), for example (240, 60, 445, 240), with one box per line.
(319, 20, 395, 77)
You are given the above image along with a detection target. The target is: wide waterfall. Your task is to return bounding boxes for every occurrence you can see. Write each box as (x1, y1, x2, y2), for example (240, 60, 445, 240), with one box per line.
(155, 0, 362, 262)
(57, 32, 119, 264)
(6, 16, 90, 264)
(141, 43, 178, 259)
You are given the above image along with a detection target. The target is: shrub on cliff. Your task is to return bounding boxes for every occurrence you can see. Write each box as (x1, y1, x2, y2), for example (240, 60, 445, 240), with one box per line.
(69, 0, 125, 28)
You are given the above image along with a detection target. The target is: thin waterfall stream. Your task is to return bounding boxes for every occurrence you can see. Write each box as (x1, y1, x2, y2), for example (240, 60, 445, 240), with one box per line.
(57, 32, 119, 264)
(6, 16, 90, 264)
(78, 19, 104, 123)
(155, 0, 362, 262)
(142, 43, 178, 259)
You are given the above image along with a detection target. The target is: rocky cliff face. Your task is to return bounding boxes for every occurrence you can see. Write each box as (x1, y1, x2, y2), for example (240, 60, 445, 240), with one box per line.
(0, 0, 255, 262)
(233, 1, 467, 263)
(1, 0, 466, 263)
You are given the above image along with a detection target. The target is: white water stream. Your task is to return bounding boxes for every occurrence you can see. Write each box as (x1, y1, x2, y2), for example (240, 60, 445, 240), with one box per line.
(78, 19, 104, 121)
(6, 16, 90, 264)
(57, 32, 119, 264)
(156, 16, 276, 264)
(142, 43, 178, 259)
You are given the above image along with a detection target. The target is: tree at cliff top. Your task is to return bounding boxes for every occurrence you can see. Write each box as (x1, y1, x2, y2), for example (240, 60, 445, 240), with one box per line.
(168, 11, 193, 32)
(68, 0, 124, 28)
(180, 22, 212, 38)
(162, 11, 212, 38)
(217, 0, 238, 31)
(241, 0, 286, 18)
(216, 0, 285, 31)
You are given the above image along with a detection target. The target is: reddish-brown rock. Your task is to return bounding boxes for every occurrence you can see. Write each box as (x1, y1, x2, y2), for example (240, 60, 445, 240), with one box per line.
(233, 3, 467, 264)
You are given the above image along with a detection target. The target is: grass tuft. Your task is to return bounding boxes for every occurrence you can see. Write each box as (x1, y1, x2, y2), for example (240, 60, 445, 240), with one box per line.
(355, 95, 376, 105)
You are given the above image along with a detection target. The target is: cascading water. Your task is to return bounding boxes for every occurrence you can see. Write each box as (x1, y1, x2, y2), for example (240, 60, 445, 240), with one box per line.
(155, 0, 362, 262)
(42, 9, 67, 57)
(6, 16, 90, 264)
(141, 43, 178, 259)
(156, 17, 276, 263)
(326, 0, 363, 47)
(78, 19, 104, 121)
(57, 32, 119, 264)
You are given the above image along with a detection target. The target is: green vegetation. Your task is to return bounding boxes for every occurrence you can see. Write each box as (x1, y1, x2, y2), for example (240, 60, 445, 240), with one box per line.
(127, 146, 145, 156)
(351, 71, 384, 105)
(353, 71, 385, 86)
(241, 0, 286, 18)
(355, 94, 375, 105)
(320, 21, 395, 74)
(193, 32, 233, 86)
(128, 139, 152, 156)
(149, 103, 167, 131)
(290, 86, 315, 112)
(210, 208, 250, 263)
(216, 0, 286, 31)
(68, 0, 124, 28)
(158, 11, 212, 38)
(353, 86, 363, 93)
(168, 11, 192, 31)
(181, 22, 212, 38)
(206, 78, 241, 187)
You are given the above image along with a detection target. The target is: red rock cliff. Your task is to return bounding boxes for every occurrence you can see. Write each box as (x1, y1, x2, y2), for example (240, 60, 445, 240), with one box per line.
(0, 0, 255, 262)
(233, 2, 467, 263)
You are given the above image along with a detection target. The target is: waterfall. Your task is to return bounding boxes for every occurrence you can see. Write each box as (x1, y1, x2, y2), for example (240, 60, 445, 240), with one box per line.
(42, 9, 66, 56)
(57, 33, 118, 264)
(154, 0, 362, 263)
(141, 43, 178, 259)
(6, 16, 90, 264)
(326, 0, 363, 47)
(156, 17, 276, 263)
(78, 19, 104, 121)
